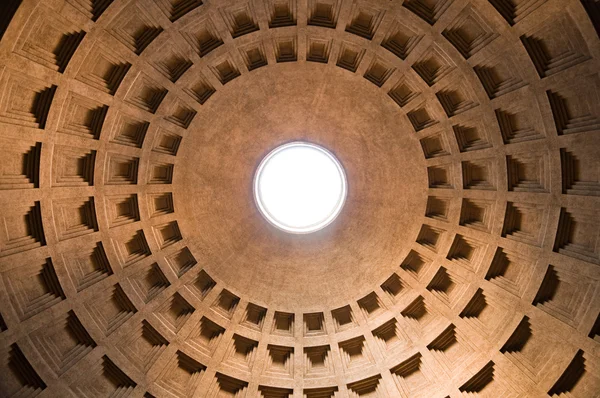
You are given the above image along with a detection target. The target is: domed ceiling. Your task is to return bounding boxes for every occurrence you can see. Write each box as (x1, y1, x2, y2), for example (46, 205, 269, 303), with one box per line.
(0, 0, 599, 397)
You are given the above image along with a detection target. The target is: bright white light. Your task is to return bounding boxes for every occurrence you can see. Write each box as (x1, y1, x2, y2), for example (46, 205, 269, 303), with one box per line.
(254, 142, 347, 234)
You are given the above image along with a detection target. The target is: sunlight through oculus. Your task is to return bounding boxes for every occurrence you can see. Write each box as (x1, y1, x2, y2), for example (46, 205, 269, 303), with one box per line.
(254, 142, 347, 234)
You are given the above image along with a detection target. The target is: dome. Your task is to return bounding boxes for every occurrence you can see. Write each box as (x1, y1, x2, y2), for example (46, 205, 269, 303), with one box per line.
(0, 0, 599, 397)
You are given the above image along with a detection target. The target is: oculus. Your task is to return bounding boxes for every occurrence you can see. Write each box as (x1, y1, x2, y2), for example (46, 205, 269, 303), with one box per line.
(254, 142, 347, 234)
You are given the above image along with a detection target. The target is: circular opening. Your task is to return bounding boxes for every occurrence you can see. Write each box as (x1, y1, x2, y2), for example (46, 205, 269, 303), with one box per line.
(254, 142, 347, 234)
